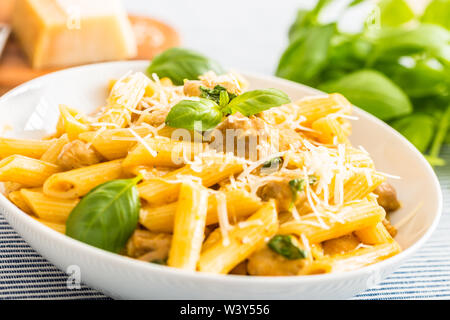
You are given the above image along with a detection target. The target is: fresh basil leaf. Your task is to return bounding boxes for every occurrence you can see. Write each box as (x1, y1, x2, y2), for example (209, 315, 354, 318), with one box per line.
(288, 0, 334, 41)
(378, 0, 415, 27)
(147, 48, 225, 85)
(66, 176, 142, 253)
(370, 24, 450, 64)
(422, 0, 450, 30)
(429, 105, 450, 158)
(277, 24, 335, 85)
(318, 69, 413, 121)
(165, 98, 223, 131)
(227, 89, 290, 116)
(289, 176, 316, 203)
(262, 157, 283, 169)
(268, 235, 307, 260)
(391, 114, 436, 152)
(321, 35, 372, 80)
(200, 85, 237, 106)
(289, 178, 306, 194)
(376, 57, 450, 98)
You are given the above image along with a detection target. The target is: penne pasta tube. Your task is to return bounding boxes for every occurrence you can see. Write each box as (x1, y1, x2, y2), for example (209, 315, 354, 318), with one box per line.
(293, 93, 352, 126)
(0, 155, 61, 187)
(311, 116, 350, 145)
(8, 190, 33, 214)
(0, 137, 55, 159)
(78, 126, 154, 160)
(345, 146, 374, 169)
(40, 134, 70, 164)
(311, 242, 401, 274)
(279, 199, 385, 243)
(21, 189, 79, 223)
(34, 218, 66, 234)
(354, 222, 394, 245)
(342, 171, 386, 203)
(140, 188, 262, 233)
(137, 153, 245, 205)
(58, 105, 91, 140)
(123, 137, 206, 168)
(167, 182, 209, 270)
(198, 201, 278, 274)
(98, 72, 150, 128)
(43, 159, 123, 199)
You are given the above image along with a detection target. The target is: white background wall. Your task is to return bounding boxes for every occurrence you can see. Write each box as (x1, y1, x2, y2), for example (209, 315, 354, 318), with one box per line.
(124, 0, 317, 75)
(124, 0, 430, 75)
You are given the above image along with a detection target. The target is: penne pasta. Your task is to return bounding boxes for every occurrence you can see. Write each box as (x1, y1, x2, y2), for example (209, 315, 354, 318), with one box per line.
(279, 199, 385, 243)
(311, 116, 350, 145)
(307, 242, 402, 274)
(0, 137, 55, 159)
(167, 182, 209, 270)
(78, 126, 154, 160)
(123, 136, 206, 168)
(40, 134, 70, 164)
(21, 188, 79, 223)
(140, 188, 262, 233)
(43, 159, 123, 199)
(34, 218, 67, 234)
(8, 190, 33, 214)
(354, 222, 394, 245)
(57, 105, 91, 139)
(198, 201, 278, 274)
(0, 155, 61, 187)
(137, 153, 245, 205)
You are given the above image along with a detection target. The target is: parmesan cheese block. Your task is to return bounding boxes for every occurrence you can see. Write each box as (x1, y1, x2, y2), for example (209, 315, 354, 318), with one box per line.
(12, 0, 137, 69)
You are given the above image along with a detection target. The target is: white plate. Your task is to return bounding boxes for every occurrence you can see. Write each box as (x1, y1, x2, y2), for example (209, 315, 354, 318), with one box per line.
(0, 61, 442, 299)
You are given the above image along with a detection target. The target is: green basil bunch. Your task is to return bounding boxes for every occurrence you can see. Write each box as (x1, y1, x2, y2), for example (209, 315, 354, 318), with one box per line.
(66, 176, 142, 253)
(165, 88, 291, 131)
(276, 0, 450, 165)
(147, 48, 224, 85)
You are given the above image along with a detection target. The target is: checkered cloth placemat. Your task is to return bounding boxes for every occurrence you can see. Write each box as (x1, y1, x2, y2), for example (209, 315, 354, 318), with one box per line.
(1, 149, 450, 300)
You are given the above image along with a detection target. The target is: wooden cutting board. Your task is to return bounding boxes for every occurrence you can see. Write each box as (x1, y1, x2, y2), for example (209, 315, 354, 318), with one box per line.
(0, 2, 180, 95)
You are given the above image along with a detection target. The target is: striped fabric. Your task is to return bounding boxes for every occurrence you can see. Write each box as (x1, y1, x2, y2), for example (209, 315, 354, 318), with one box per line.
(1, 149, 450, 300)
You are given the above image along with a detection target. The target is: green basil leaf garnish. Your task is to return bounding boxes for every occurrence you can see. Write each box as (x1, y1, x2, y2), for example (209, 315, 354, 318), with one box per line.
(147, 48, 225, 85)
(262, 157, 283, 169)
(200, 85, 237, 106)
(289, 176, 317, 204)
(318, 70, 413, 121)
(66, 176, 142, 253)
(227, 88, 291, 116)
(165, 98, 223, 131)
(268, 235, 307, 260)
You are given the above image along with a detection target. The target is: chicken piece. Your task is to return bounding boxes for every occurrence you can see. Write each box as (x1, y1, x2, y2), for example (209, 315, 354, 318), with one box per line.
(229, 261, 248, 275)
(257, 180, 294, 212)
(374, 182, 401, 212)
(56, 140, 102, 170)
(382, 218, 398, 238)
(126, 229, 172, 263)
(247, 246, 308, 276)
(322, 234, 360, 256)
(212, 113, 269, 160)
(136, 108, 169, 127)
